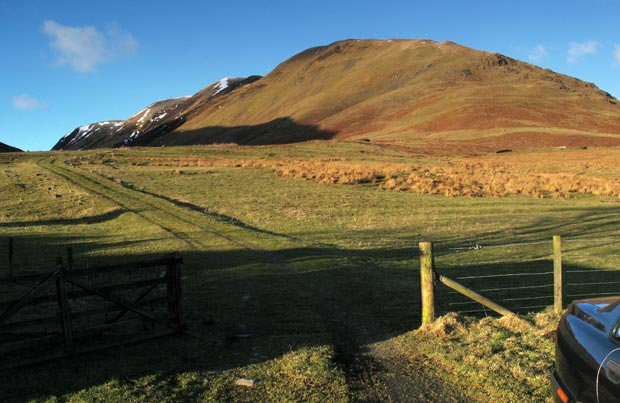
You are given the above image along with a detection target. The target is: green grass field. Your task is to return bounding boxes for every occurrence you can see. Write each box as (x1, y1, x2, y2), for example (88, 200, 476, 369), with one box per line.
(1, 143, 620, 402)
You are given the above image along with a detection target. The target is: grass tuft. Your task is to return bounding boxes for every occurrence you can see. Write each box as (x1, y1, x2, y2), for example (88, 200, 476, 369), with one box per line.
(405, 310, 559, 403)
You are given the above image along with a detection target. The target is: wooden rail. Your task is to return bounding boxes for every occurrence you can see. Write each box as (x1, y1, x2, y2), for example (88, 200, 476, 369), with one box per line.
(437, 274, 513, 317)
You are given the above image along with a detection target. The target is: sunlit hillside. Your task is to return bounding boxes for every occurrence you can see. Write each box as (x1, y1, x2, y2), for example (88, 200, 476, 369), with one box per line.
(56, 39, 620, 152)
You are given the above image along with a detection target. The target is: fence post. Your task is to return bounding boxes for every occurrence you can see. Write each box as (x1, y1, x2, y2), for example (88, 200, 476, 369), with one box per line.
(66, 247, 73, 271)
(56, 257, 74, 354)
(419, 241, 435, 325)
(166, 254, 186, 332)
(9, 237, 14, 279)
(554, 235, 563, 314)
(173, 253, 185, 331)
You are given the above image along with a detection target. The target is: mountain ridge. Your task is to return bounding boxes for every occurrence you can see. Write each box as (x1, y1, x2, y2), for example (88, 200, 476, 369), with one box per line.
(0, 141, 22, 153)
(54, 39, 620, 152)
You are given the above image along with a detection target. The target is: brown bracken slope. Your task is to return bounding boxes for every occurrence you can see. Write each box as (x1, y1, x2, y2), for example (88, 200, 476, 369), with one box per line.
(55, 39, 620, 151)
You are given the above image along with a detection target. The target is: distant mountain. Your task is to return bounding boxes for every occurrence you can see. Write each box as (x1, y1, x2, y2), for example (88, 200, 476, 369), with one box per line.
(0, 142, 21, 152)
(53, 76, 262, 150)
(54, 39, 620, 151)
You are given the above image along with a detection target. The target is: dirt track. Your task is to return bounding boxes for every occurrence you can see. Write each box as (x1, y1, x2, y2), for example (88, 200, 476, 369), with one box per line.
(366, 340, 485, 403)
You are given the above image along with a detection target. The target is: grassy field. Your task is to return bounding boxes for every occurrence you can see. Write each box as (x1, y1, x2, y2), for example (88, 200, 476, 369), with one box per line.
(1, 142, 620, 402)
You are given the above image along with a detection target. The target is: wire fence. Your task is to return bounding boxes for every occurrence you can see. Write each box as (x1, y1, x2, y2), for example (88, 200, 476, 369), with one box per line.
(430, 235, 620, 316)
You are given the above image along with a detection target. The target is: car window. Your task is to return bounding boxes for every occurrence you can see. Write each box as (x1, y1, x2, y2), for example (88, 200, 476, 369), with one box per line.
(613, 320, 620, 341)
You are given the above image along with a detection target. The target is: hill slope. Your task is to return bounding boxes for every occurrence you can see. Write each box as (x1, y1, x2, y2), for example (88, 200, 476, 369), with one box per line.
(54, 39, 620, 151)
(0, 142, 22, 152)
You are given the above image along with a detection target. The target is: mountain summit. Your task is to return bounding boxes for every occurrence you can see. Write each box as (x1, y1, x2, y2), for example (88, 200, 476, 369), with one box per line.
(53, 39, 620, 151)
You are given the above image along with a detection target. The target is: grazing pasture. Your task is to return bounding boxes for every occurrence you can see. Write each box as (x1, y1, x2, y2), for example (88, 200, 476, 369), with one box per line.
(1, 142, 620, 402)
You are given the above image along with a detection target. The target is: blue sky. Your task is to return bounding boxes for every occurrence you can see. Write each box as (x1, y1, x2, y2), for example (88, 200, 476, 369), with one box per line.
(2, 0, 619, 151)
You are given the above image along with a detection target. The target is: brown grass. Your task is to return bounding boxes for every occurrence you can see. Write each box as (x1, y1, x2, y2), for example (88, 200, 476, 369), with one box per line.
(378, 159, 620, 199)
(80, 147, 620, 200)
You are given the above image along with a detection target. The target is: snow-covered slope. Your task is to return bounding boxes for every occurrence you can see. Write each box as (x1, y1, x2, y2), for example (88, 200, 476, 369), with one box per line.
(54, 121, 124, 150)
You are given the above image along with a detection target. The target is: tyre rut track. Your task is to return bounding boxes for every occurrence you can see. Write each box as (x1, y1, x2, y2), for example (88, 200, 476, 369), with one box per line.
(38, 157, 259, 251)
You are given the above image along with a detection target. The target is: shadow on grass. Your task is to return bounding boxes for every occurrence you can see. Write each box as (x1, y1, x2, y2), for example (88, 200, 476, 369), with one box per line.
(0, 232, 416, 402)
(435, 206, 620, 250)
(0, 209, 127, 228)
(0, 231, 617, 402)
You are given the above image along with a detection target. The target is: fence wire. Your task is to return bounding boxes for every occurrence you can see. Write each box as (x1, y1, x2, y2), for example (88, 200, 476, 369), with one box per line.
(441, 256, 552, 268)
(439, 235, 620, 255)
(435, 235, 620, 315)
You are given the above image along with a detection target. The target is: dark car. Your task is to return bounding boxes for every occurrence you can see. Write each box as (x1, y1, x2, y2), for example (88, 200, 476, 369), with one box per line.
(553, 297, 620, 403)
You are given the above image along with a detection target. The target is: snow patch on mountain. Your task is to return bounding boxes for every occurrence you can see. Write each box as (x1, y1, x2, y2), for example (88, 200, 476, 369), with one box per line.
(136, 108, 151, 125)
(153, 111, 167, 122)
(213, 78, 231, 95)
(212, 77, 245, 96)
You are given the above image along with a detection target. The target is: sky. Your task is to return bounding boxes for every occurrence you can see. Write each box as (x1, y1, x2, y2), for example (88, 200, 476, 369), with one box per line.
(1, 0, 619, 151)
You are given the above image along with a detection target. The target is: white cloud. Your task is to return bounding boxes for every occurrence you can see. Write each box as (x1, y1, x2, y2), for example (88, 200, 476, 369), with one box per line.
(528, 45, 548, 63)
(567, 41, 601, 64)
(42, 20, 138, 73)
(12, 94, 48, 111)
(614, 44, 620, 66)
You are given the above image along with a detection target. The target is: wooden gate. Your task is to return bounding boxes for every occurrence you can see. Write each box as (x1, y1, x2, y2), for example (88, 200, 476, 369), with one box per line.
(0, 254, 185, 370)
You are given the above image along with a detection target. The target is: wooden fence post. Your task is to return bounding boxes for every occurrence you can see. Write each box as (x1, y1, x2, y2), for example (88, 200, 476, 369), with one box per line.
(66, 247, 73, 271)
(56, 257, 74, 354)
(419, 242, 435, 325)
(166, 254, 186, 332)
(554, 235, 563, 314)
(173, 254, 185, 331)
(8, 237, 14, 279)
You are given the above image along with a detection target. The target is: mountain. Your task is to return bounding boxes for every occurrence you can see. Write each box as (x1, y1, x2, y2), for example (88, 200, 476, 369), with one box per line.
(54, 39, 620, 151)
(0, 142, 22, 153)
(53, 76, 262, 150)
